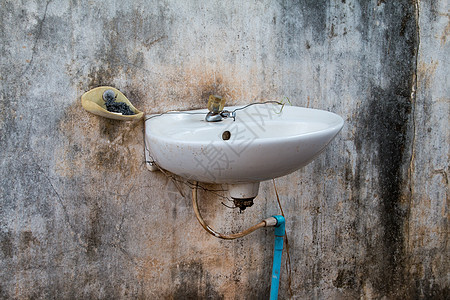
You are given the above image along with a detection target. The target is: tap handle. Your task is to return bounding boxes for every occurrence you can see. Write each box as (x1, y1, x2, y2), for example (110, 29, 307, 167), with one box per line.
(220, 110, 236, 121)
(207, 95, 225, 113)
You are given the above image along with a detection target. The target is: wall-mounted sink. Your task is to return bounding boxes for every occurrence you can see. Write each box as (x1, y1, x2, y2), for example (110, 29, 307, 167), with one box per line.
(145, 103, 343, 202)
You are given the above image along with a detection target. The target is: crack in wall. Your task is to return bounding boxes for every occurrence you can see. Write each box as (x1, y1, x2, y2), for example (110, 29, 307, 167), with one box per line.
(20, 0, 53, 77)
(405, 0, 420, 258)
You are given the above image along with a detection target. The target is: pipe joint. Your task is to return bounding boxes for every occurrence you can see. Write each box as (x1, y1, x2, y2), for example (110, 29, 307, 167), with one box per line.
(273, 215, 286, 237)
(263, 217, 278, 227)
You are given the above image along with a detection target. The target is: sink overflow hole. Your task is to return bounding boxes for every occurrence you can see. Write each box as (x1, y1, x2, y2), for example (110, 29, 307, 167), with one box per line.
(222, 131, 231, 140)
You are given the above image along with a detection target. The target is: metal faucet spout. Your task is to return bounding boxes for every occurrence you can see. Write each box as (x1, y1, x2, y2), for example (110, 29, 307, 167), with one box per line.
(205, 95, 236, 122)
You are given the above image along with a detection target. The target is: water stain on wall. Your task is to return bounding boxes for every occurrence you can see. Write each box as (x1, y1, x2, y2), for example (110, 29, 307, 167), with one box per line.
(352, 0, 418, 297)
(57, 98, 142, 178)
(19, 231, 39, 252)
(1, 0, 448, 298)
(85, 200, 102, 259)
(0, 232, 13, 258)
(171, 260, 224, 300)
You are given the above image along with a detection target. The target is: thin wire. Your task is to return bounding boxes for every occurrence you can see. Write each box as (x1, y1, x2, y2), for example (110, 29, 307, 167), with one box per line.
(272, 179, 293, 297)
(231, 101, 283, 113)
(145, 111, 205, 121)
(144, 101, 284, 122)
(146, 158, 231, 200)
(192, 182, 267, 239)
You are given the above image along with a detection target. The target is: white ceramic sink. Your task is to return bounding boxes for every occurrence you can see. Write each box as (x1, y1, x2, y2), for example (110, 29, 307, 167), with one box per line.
(145, 103, 343, 200)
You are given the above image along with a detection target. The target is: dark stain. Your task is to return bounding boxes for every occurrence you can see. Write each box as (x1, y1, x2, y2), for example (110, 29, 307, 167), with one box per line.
(86, 200, 102, 259)
(398, 7, 417, 57)
(124, 87, 145, 110)
(427, 0, 440, 22)
(333, 269, 357, 289)
(0, 93, 15, 149)
(98, 118, 123, 142)
(300, 0, 327, 43)
(71, 144, 81, 153)
(412, 279, 449, 300)
(0, 282, 8, 299)
(353, 0, 419, 297)
(277, 0, 328, 55)
(142, 35, 167, 50)
(329, 23, 337, 38)
(199, 76, 233, 107)
(92, 144, 130, 172)
(84, 7, 148, 90)
(344, 164, 353, 183)
(82, 8, 162, 92)
(20, 231, 39, 251)
(245, 265, 271, 300)
(354, 84, 412, 295)
(0, 231, 13, 258)
(171, 261, 223, 299)
(87, 65, 117, 90)
(400, 14, 409, 37)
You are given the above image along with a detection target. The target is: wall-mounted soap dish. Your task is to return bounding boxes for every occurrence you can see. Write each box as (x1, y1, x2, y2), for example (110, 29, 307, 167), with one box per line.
(81, 86, 144, 121)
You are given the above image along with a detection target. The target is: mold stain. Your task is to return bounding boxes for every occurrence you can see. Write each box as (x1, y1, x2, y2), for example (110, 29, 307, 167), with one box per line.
(86, 200, 102, 259)
(19, 231, 39, 251)
(171, 260, 223, 300)
(56, 99, 143, 178)
(352, 1, 419, 297)
(441, 18, 450, 45)
(0, 231, 14, 258)
(354, 84, 413, 295)
(87, 65, 119, 90)
(333, 269, 357, 289)
(161, 64, 256, 110)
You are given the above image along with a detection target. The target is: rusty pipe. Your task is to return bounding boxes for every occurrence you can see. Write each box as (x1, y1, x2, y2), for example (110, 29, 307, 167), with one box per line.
(191, 182, 275, 239)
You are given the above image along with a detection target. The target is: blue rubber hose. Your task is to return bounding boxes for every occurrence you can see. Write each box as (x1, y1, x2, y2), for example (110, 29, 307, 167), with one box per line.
(269, 215, 285, 300)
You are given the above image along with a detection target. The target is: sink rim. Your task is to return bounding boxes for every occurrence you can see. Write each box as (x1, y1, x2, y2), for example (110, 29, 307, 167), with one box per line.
(145, 104, 344, 186)
(145, 105, 344, 144)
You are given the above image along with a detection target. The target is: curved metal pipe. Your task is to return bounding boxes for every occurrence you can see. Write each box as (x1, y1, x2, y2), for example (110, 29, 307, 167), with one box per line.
(191, 182, 270, 240)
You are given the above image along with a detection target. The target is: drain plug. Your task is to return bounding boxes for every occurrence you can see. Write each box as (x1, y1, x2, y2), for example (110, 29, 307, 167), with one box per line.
(232, 197, 255, 211)
(222, 131, 231, 140)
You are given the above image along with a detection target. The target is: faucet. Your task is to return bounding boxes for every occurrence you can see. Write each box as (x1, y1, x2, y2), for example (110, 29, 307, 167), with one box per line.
(205, 95, 236, 122)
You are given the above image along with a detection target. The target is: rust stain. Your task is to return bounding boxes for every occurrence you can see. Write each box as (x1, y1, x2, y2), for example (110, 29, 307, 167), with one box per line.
(56, 98, 143, 179)
(440, 17, 450, 46)
(140, 59, 280, 115)
(417, 60, 439, 89)
(136, 257, 164, 281)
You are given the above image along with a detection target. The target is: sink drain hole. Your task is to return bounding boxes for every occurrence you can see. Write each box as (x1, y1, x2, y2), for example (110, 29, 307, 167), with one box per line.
(222, 131, 231, 140)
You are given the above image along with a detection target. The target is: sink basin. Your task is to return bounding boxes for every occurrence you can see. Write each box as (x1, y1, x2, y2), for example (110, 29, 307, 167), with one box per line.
(145, 103, 344, 199)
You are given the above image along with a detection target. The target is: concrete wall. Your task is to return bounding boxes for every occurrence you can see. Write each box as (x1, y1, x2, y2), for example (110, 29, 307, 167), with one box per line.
(0, 0, 448, 299)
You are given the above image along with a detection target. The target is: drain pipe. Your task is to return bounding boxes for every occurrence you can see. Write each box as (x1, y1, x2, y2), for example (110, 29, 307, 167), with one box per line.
(269, 215, 285, 300)
(191, 182, 268, 239)
(191, 182, 286, 298)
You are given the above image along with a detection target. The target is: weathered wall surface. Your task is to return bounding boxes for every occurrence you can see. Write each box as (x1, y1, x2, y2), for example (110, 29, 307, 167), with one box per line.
(0, 0, 448, 299)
